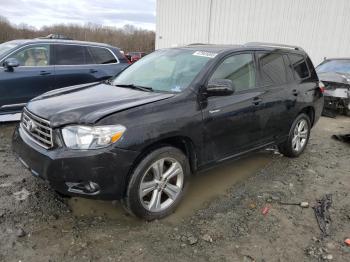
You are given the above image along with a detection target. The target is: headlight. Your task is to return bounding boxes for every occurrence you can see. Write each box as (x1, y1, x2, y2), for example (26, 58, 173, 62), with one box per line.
(61, 125, 126, 149)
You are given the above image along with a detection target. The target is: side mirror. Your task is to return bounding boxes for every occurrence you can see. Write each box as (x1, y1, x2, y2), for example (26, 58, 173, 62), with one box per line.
(206, 79, 235, 96)
(3, 58, 20, 70)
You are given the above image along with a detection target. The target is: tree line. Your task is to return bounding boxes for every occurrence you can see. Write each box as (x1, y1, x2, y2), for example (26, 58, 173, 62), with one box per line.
(0, 16, 155, 53)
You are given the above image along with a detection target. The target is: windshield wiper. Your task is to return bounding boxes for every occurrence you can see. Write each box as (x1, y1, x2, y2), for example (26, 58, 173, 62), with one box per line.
(115, 84, 153, 92)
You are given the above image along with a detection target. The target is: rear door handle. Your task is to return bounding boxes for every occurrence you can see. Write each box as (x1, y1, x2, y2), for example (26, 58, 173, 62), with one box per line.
(90, 69, 98, 73)
(40, 71, 51, 76)
(253, 97, 262, 105)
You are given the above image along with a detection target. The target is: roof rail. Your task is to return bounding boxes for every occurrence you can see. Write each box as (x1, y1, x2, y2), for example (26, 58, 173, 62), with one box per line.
(187, 43, 208, 46)
(37, 34, 73, 40)
(245, 42, 303, 51)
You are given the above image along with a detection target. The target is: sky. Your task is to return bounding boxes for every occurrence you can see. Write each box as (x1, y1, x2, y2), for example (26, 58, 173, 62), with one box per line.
(0, 0, 156, 30)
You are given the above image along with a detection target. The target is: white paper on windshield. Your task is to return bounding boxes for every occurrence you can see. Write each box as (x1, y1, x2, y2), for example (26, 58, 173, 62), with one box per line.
(192, 51, 217, 58)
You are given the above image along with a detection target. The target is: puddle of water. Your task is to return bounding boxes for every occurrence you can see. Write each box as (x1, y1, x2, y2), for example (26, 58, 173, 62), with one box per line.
(165, 152, 270, 222)
(68, 198, 141, 224)
(68, 152, 271, 224)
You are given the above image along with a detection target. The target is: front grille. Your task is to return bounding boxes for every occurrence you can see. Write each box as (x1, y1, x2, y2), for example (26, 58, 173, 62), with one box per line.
(21, 108, 53, 149)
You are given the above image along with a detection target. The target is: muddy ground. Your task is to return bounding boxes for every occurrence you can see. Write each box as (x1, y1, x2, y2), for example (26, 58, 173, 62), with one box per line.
(0, 116, 349, 262)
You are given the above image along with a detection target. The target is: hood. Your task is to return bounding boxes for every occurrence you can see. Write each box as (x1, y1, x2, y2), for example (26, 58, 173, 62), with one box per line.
(318, 72, 350, 85)
(27, 82, 174, 127)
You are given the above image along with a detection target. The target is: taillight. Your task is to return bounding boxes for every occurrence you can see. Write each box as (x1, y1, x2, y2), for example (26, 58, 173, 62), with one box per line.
(319, 81, 325, 93)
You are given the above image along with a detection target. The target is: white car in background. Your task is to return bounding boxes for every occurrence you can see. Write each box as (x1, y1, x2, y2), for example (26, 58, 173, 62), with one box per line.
(317, 58, 350, 116)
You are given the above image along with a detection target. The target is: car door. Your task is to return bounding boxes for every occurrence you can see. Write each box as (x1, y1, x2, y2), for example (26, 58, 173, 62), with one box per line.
(87, 46, 127, 79)
(255, 51, 293, 143)
(201, 52, 266, 162)
(53, 44, 99, 89)
(0, 44, 54, 113)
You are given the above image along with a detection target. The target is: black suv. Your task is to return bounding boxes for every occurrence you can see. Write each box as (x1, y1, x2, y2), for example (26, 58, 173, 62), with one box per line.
(0, 39, 129, 115)
(13, 43, 324, 220)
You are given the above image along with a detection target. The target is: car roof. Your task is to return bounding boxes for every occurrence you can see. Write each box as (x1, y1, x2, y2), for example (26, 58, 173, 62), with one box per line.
(178, 43, 306, 55)
(11, 38, 118, 49)
(323, 58, 350, 61)
(179, 44, 243, 53)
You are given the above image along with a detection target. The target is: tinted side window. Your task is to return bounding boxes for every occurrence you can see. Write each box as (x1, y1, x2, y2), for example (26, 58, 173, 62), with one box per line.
(210, 54, 256, 92)
(288, 54, 310, 80)
(54, 45, 93, 65)
(258, 52, 287, 86)
(9, 45, 50, 66)
(88, 47, 117, 64)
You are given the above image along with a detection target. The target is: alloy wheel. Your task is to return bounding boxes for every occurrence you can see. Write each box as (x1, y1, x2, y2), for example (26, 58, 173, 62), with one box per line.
(139, 158, 184, 212)
(292, 119, 309, 152)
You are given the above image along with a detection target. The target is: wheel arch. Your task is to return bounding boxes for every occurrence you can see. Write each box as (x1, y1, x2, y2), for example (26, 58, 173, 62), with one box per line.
(299, 106, 315, 126)
(123, 136, 198, 197)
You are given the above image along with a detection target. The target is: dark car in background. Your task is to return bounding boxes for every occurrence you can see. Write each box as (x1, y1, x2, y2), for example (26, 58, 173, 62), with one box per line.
(126, 51, 147, 63)
(13, 43, 323, 220)
(0, 38, 129, 115)
(316, 58, 350, 116)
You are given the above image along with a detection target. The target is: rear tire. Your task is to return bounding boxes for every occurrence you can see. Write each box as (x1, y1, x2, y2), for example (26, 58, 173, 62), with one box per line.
(123, 146, 189, 220)
(278, 113, 311, 158)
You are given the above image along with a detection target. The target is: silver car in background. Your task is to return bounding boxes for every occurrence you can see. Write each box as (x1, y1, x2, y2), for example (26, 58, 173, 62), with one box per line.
(317, 58, 350, 116)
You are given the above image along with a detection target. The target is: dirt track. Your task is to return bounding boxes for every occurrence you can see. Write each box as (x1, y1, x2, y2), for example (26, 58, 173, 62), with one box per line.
(0, 117, 349, 262)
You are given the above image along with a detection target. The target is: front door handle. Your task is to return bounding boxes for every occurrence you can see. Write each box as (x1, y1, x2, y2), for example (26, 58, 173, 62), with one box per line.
(252, 97, 262, 105)
(39, 71, 51, 76)
(90, 69, 98, 73)
(292, 89, 298, 96)
(209, 109, 221, 114)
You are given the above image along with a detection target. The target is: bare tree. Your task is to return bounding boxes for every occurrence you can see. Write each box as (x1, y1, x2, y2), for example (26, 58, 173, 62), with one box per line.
(0, 16, 155, 53)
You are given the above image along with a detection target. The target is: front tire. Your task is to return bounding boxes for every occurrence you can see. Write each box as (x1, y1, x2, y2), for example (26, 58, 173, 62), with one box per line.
(278, 113, 311, 158)
(123, 146, 189, 220)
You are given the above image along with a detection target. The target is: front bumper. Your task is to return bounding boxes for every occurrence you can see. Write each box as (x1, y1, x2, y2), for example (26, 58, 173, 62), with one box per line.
(324, 88, 350, 99)
(12, 125, 139, 200)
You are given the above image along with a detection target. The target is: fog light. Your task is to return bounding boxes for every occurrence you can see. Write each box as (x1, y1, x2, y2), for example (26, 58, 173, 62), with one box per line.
(66, 181, 100, 195)
(84, 182, 100, 193)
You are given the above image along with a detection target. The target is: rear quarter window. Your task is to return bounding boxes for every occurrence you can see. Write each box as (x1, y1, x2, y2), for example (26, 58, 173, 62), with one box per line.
(288, 54, 310, 80)
(88, 47, 117, 64)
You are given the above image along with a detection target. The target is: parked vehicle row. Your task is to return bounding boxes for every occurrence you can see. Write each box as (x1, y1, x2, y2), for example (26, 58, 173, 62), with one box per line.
(0, 39, 130, 114)
(12, 42, 324, 220)
(125, 52, 147, 63)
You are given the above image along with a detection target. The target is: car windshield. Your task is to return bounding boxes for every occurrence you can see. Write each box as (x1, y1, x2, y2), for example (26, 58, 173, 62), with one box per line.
(113, 49, 214, 93)
(0, 41, 21, 57)
(317, 59, 350, 74)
